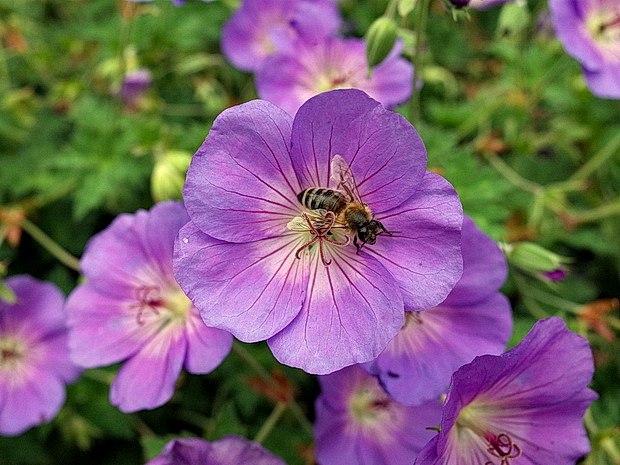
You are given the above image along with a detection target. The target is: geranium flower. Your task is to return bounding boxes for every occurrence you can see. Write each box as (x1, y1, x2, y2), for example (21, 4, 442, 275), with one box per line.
(146, 436, 286, 465)
(0, 275, 80, 436)
(468, 0, 515, 9)
(66, 201, 232, 413)
(549, 0, 620, 99)
(415, 317, 598, 465)
(256, 36, 413, 115)
(364, 216, 512, 406)
(221, 0, 341, 72)
(173, 89, 463, 375)
(314, 364, 442, 465)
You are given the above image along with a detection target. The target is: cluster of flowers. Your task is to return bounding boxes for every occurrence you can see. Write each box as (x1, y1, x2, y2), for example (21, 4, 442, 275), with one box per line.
(4, 0, 617, 460)
(0, 89, 598, 464)
(221, 0, 413, 115)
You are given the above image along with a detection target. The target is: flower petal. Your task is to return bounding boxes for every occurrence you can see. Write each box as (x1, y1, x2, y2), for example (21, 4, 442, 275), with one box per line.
(173, 221, 308, 342)
(0, 370, 66, 436)
(110, 325, 187, 412)
(183, 100, 302, 243)
(289, 89, 427, 212)
(67, 285, 160, 368)
(183, 310, 233, 374)
(365, 171, 463, 311)
(268, 249, 404, 374)
(369, 293, 512, 406)
(446, 216, 506, 305)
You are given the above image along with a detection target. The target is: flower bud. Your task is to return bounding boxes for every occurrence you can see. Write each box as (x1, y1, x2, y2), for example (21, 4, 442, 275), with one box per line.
(497, 1, 530, 38)
(505, 242, 570, 281)
(365, 17, 399, 69)
(151, 150, 192, 202)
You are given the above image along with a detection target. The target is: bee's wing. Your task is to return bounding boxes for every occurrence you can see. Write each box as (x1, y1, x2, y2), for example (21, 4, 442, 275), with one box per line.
(330, 154, 363, 203)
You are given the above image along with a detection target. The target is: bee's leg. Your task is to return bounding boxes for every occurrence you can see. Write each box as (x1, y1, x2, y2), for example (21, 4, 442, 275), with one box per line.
(354, 236, 363, 254)
(377, 220, 394, 235)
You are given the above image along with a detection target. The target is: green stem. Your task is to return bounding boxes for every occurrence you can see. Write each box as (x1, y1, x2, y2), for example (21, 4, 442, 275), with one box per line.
(385, 0, 399, 18)
(522, 284, 582, 313)
(21, 218, 81, 272)
(570, 132, 620, 183)
(567, 197, 620, 224)
(513, 274, 550, 320)
(253, 401, 287, 444)
(410, 0, 432, 125)
(232, 341, 270, 378)
(484, 154, 543, 194)
(232, 341, 313, 436)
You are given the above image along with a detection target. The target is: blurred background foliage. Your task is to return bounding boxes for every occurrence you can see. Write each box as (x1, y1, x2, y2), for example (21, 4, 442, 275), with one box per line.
(0, 0, 618, 464)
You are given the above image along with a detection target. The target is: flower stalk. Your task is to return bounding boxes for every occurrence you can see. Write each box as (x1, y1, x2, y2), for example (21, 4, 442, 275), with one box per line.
(20, 218, 81, 272)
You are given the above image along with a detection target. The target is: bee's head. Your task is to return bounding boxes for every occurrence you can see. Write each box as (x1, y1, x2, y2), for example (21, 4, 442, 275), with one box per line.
(357, 221, 383, 246)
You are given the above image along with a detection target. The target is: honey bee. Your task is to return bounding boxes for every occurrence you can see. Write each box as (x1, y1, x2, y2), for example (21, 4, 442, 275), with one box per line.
(297, 155, 392, 252)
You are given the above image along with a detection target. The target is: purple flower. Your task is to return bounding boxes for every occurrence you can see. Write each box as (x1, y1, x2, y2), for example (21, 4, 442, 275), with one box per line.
(415, 317, 598, 465)
(119, 68, 152, 109)
(256, 36, 413, 116)
(146, 436, 286, 465)
(364, 216, 512, 406)
(66, 201, 232, 413)
(468, 0, 514, 8)
(549, 0, 620, 99)
(221, 0, 341, 72)
(314, 364, 442, 465)
(127, 0, 214, 5)
(173, 89, 463, 375)
(0, 275, 80, 436)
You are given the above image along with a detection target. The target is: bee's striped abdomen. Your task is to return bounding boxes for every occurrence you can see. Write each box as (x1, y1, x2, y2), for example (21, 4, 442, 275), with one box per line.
(297, 188, 347, 214)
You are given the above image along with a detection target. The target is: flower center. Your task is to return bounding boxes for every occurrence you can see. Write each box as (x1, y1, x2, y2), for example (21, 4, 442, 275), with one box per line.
(288, 210, 350, 266)
(132, 282, 192, 326)
(315, 70, 356, 93)
(0, 336, 26, 371)
(456, 403, 522, 465)
(349, 384, 394, 426)
(587, 9, 620, 61)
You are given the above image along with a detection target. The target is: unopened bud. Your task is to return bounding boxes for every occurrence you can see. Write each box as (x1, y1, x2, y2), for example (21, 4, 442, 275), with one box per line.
(497, 1, 530, 38)
(151, 150, 192, 202)
(504, 242, 570, 281)
(365, 17, 399, 69)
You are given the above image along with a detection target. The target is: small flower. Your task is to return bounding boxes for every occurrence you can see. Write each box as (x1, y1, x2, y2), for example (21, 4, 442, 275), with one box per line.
(256, 36, 413, 116)
(549, 0, 620, 99)
(66, 201, 232, 412)
(221, 0, 341, 72)
(0, 275, 80, 436)
(146, 436, 286, 465)
(468, 0, 515, 9)
(364, 216, 512, 406)
(127, 0, 214, 5)
(119, 67, 152, 109)
(314, 364, 442, 465)
(415, 317, 598, 465)
(174, 89, 463, 375)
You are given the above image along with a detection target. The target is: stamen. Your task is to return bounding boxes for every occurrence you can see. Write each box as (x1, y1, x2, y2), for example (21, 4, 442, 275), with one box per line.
(484, 432, 522, 465)
(131, 285, 164, 325)
(599, 15, 620, 32)
(295, 211, 350, 266)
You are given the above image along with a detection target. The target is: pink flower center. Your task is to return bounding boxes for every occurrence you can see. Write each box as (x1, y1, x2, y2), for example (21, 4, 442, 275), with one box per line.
(131, 282, 192, 326)
(484, 432, 522, 465)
